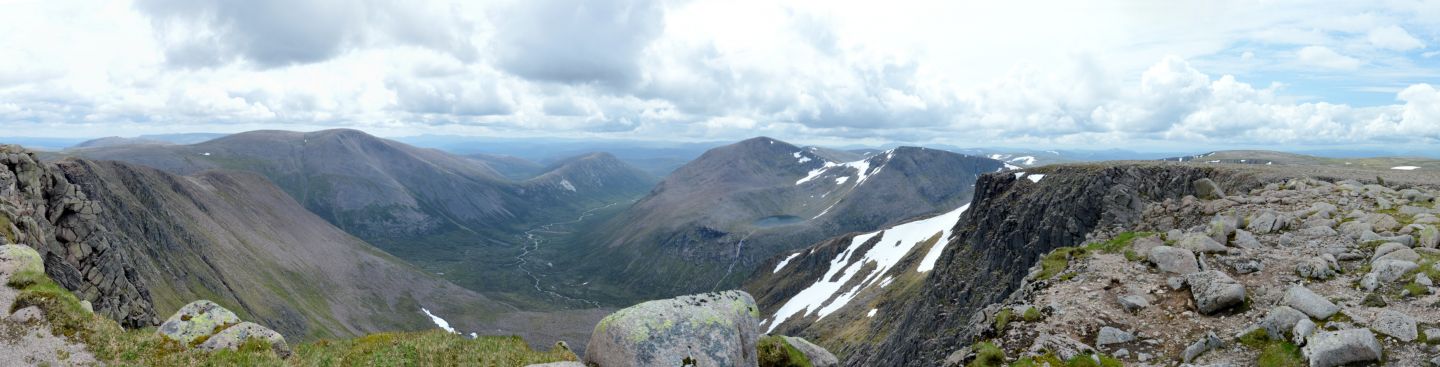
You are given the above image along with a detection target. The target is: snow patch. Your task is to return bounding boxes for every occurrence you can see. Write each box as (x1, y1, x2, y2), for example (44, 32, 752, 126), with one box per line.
(1001, 163, 1022, 171)
(1008, 156, 1037, 165)
(795, 154, 885, 186)
(773, 252, 802, 273)
(766, 203, 970, 332)
(422, 308, 457, 334)
(917, 204, 969, 272)
(834, 176, 850, 185)
(1013, 171, 1026, 179)
(1027, 174, 1045, 183)
(201, 152, 211, 156)
(878, 276, 895, 288)
(1392, 166, 1420, 170)
(559, 179, 577, 192)
(867, 308, 877, 318)
(793, 151, 812, 164)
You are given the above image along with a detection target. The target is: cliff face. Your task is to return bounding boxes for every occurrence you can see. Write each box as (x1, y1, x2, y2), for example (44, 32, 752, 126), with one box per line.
(0, 145, 156, 327)
(844, 164, 1271, 366)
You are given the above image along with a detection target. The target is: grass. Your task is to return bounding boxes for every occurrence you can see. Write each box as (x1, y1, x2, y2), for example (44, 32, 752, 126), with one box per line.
(1021, 307, 1043, 322)
(1036, 232, 1153, 281)
(1239, 328, 1305, 367)
(1036, 247, 1088, 280)
(1085, 232, 1153, 253)
(965, 341, 1005, 367)
(757, 335, 813, 367)
(993, 309, 1013, 334)
(1007, 353, 1120, 367)
(7, 269, 577, 366)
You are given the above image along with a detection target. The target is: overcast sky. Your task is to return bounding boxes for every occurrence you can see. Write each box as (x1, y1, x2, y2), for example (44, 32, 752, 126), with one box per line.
(2, 0, 1439, 149)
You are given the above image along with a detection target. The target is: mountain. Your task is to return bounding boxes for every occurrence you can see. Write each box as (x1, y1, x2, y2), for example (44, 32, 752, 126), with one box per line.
(60, 129, 657, 307)
(0, 144, 611, 346)
(562, 137, 1007, 303)
(396, 134, 726, 177)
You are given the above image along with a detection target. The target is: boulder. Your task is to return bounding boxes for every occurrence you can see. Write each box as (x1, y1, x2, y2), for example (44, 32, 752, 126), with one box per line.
(1295, 258, 1337, 280)
(196, 322, 291, 358)
(1181, 331, 1223, 363)
(525, 363, 586, 367)
(1371, 242, 1411, 262)
(781, 336, 837, 367)
(585, 291, 760, 367)
(1148, 246, 1200, 274)
(1209, 216, 1237, 244)
(1282, 285, 1339, 320)
(1185, 270, 1246, 314)
(1260, 306, 1307, 339)
(1297, 226, 1338, 237)
(0, 244, 43, 276)
(1302, 329, 1382, 367)
(1369, 310, 1417, 342)
(1194, 178, 1225, 200)
(1338, 221, 1372, 240)
(1248, 211, 1283, 234)
(1177, 233, 1228, 254)
(1292, 319, 1316, 345)
(1372, 246, 1419, 264)
(1420, 225, 1439, 248)
(1232, 229, 1262, 249)
(1096, 326, 1135, 346)
(6, 305, 43, 323)
(158, 300, 242, 345)
(1117, 295, 1150, 312)
(1371, 260, 1419, 283)
(1131, 235, 1164, 257)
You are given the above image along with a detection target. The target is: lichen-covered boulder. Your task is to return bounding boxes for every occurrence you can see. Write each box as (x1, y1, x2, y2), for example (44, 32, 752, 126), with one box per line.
(1185, 270, 1245, 314)
(1193, 178, 1225, 200)
(585, 291, 760, 367)
(157, 300, 241, 345)
(0, 244, 43, 277)
(196, 322, 291, 358)
(1303, 329, 1382, 367)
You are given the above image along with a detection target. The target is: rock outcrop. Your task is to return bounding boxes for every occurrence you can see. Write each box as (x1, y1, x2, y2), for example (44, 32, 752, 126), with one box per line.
(1, 145, 156, 327)
(585, 291, 761, 367)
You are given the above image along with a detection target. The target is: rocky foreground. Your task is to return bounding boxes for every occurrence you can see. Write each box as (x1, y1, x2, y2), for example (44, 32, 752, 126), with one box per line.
(948, 177, 1440, 366)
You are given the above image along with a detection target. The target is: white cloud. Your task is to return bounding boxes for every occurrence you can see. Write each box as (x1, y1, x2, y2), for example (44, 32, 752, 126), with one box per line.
(1296, 46, 1363, 70)
(1367, 25, 1426, 51)
(1, 0, 1438, 149)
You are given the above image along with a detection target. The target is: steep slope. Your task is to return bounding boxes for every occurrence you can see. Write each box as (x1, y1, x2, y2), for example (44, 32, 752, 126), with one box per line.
(2, 144, 606, 347)
(566, 137, 1006, 303)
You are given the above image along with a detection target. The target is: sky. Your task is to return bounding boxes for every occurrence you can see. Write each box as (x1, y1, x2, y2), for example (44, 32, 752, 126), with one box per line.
(2, 0, 1439, 150)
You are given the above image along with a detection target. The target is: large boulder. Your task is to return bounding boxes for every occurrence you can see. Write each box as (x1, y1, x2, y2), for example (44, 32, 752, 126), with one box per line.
(1303, 329, 1382, 367)
(196, 322, 291, 358)
(1148, 246, 1200, 274)
(1176, 233, 1228, 254)
(585, 291, 760, 367)
(157, 300, 242, 345)
(1371, 260, 1419, 283)
(1282, 285, 1339, 320)
(1369, 310, 1417, 342)
(0, 244, 43, 276)
(781, 336, 837, 367)
(1185, 270, 1246, 314)
(1260, 306, 1307, 339)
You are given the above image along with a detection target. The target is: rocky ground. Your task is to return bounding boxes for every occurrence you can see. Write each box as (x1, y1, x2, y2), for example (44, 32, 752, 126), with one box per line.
(955, 177, 1440, 366)
(0, 244, 97, 366)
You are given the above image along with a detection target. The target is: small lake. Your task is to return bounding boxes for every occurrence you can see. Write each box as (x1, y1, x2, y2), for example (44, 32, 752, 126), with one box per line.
(753, 215, 803, 227)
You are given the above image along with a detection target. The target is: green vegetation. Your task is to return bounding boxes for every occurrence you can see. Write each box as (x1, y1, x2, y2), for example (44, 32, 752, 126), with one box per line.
(993, 309, 1013, 333)
(965, 341, 1005, 367)
(1085, 232, 1153, 253)
(1239, 328, 1304, 367)
(758, 335, 813, 367)
(1036, 247, 1087, 280)
(1021, 307, 1043, 322)
(7, 269, 576, 366)
(0, 214, 13, 242)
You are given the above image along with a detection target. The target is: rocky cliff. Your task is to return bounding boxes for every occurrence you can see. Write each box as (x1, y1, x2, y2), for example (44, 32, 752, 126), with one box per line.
(0, 145, 156, 327)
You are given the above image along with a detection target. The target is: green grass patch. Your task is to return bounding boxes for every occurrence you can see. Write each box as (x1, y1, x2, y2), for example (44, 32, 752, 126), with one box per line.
(7, 269, 577, 366)
(1085, 232, 1154, 253)
(1037, 247, 1089, 280)
(1008, 353, 1118, 367)
(1021, 307, 1042, 322)
(758, 335, 813, 367)
(993, 309, 1013, 334)
(965, 341, 1005, 367)
(1239, 328, 1304, 367)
